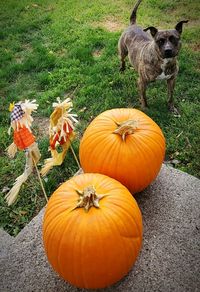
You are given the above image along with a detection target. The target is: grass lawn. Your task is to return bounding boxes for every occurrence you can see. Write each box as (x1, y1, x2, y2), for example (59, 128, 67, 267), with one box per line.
(0, 0, 199, 235)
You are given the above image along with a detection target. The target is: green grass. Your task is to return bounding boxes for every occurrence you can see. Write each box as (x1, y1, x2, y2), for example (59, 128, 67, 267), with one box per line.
(0, 0, 200, 235)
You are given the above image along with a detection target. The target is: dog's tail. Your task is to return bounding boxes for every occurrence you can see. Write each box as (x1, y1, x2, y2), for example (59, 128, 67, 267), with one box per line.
(130, 0, 142, 25)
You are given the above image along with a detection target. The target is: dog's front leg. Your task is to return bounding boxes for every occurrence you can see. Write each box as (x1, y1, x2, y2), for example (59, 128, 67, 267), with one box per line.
(138, 77, 148, 108)
(167, 77, 179, 113)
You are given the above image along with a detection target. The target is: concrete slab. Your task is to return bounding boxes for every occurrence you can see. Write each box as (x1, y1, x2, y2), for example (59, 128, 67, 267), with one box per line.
(0, 229, 14, 260)
(1, 165, 200, 292)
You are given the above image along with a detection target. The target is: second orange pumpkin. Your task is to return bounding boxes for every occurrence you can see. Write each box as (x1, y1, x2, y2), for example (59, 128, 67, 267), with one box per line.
(79, 108, 165, 193)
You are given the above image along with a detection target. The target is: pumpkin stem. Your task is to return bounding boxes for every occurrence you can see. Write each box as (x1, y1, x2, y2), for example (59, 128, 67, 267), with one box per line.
(113, 120, 138, 141)
(75, 186, 105, 212)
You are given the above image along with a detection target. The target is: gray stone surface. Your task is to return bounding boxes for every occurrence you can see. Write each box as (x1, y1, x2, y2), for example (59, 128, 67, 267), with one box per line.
(0, 229, 14, 260)
(1, 165, 200, 292)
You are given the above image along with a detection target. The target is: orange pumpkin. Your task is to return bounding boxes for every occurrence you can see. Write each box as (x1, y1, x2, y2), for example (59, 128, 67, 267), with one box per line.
(43, 173, 142, 289)
(79, 108, 165, 193)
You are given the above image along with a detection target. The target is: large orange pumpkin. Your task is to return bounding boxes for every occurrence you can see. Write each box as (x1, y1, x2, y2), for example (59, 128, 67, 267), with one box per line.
(79, 108, 165, 193)
(43, 173, 142, 289)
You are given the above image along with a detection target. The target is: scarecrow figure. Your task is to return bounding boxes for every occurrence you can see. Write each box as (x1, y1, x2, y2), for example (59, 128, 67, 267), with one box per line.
(40, 97, 78, 176)
(5, 100, 41, 205)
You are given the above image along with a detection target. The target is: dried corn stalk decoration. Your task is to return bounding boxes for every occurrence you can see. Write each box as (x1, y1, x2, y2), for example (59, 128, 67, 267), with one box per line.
(40, 97, 79, 176)
(5, 100, 47, 205)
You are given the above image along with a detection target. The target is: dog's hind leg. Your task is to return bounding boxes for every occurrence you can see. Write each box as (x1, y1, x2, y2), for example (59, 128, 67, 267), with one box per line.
(118, 39, 128, 72)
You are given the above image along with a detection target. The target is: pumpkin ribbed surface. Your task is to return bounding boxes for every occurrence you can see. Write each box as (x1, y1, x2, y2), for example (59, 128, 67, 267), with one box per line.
(43, 173, 142, 289)
(79, 108, 165, 193)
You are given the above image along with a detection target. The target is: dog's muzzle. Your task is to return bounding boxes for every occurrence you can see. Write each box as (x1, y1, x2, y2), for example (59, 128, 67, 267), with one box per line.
(164, 49, 174, 58)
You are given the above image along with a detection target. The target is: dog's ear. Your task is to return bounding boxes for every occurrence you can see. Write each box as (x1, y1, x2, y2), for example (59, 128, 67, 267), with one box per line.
(175, 20, 188, 34)
(144, 26, 158, 37)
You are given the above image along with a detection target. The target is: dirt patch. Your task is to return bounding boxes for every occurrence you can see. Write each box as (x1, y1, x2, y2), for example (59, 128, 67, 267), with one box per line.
(15, 55, 24, 64)
(92, 17, 125, 32)
(33, 116, 49, 138)
(187, 42, 200, 52)
(185, 40, 200, 53)
(21, 43, 33, 52)
(56, 48, 68, 57)
(182, 19, 200, 28)
(92, 49, 103, 58)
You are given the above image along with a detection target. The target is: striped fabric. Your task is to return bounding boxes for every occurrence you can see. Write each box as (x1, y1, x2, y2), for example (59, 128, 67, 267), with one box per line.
(14, 126, 35, 150)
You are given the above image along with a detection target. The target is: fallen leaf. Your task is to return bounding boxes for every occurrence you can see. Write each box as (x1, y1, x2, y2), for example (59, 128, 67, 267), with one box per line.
(32, 4, 39, 8)
(79, 107, 87, 113)
(2, 186, 10, 193)
(19, 210, 28, 216)
(171, 159, 180, 165)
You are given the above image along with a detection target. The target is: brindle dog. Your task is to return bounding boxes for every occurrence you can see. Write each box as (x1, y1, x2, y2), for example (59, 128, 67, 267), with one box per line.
(118, 0, 188, 113)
